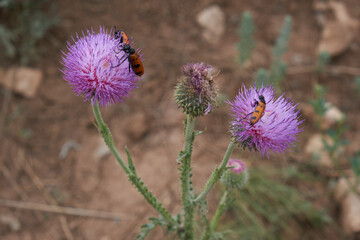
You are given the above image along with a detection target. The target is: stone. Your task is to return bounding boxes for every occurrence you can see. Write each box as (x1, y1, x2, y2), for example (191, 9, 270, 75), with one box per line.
(0, 67, 43, 98)
(342, 193, 360, 234)
(197, 5, 225, 44)
(0, 215, 21, 231)
(317, 2, 359, 56)
(323, 102, 345, 126)
(334, 177, 360, 234)
(59, 140, 81, 160)
(299, 102, 344, 130)
(334, 177, 350, 202)
(305, 134, 343, 168)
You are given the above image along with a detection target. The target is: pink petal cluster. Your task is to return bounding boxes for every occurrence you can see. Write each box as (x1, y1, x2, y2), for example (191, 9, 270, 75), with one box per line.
(227, 159, 246, 174)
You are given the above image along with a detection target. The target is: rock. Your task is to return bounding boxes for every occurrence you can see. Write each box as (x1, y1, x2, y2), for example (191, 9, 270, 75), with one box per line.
(0, 67, 43, 98)
(317, 1, 359, 56)
(323, 102, 345, 126)
(0, 215, 21, 231)
(334, 177, 348, 202)
(334, 177, 360, 234)
(197, 5, 225, 44)
(342, 193, 360, 234)
(299, 102, 344, 129)
(305, 134, 343, 168)
(59, 140, 81, 159)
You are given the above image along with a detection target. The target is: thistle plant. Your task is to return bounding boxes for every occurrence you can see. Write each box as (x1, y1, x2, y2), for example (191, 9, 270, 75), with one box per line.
(61, 26, 303, 239)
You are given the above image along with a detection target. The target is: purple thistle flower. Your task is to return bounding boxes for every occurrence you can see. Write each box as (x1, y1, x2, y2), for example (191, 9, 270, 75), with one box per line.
(182, 63, 212, 100)
(228, 84, 303, 158)
(227, 159, 246, 174)
(61, 27, 140, 107)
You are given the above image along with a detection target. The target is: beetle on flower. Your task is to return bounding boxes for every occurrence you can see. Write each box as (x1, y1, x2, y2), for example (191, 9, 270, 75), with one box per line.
(228, 84, 303, 158)
(61, 27, 141, 107)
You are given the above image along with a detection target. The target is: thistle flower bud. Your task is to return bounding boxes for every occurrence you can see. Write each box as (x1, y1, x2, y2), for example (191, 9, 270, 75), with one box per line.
(221, 159, 248, 189)
(174, 62, 220, 117)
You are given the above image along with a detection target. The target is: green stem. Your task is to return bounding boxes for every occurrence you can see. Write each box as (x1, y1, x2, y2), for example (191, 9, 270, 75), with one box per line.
(92, 102, 130, 175)
(181, 114, 196, 240)
(201, 190, 230, 240)
(92, 102, 176, 226)
(128, 174, 177, 225)
(194, 140, 236, 203)
(210, 191, 229, 230)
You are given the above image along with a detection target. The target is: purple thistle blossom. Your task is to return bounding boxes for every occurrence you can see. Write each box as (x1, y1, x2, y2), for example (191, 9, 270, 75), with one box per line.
(61, 27, 140, 107)
(228, 84, 303, 158)
(182, 63, 218, 104)
(182, 63, 211, 101)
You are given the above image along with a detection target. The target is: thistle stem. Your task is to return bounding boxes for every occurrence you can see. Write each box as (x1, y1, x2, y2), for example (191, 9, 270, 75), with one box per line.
(194, 140, 236, 203)
(210, 190, 229, 231)
(92, 102, 130, 175)
(201, 190, 230, 240)
(181, 114, 196, 240)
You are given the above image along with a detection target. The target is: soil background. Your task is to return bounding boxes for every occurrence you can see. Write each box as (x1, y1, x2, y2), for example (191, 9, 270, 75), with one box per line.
(1, 0, 360, 239)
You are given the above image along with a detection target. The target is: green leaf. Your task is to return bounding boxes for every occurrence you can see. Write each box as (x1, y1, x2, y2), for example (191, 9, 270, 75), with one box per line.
(137, 217, 163, 240)
(272, 15, 292, 61)
(237, 11, 256, 65)
(349, 152, 360, 177)
(269, 15, 292, 89)
(176, 151, 188, 163)
(0, 0, 13, 8)
(0, 25, 16, 58)
(317, 52, 331, 73)
(125, 146, 137, 175)
(194, 130, 203, 136)
(309, 84, 328, 118)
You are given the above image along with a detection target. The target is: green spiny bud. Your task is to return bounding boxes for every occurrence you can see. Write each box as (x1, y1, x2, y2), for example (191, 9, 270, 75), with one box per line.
(221, 159, 248, 189)
(174, 62, 220, 117)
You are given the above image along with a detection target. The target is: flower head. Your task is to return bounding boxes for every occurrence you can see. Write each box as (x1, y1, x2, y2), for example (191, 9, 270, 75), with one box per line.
(221, 159, 248, 189)
(228, 84, 303, 157)
(174, 62, 220, 117)
(61, 27, 140, 107)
